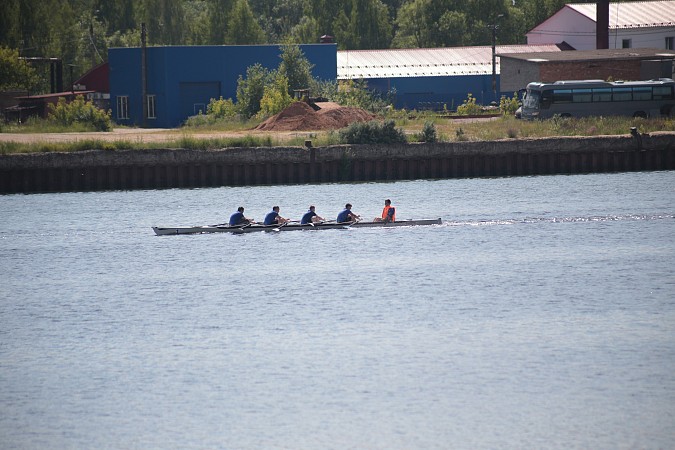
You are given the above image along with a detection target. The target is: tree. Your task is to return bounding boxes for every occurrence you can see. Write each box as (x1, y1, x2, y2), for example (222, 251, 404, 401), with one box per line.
(287, 16, 321, 45)
(236, 63, 272, 118)
(134, 0, 186, 45)
(0, 46, 40, 91)
(342, 0, 392, 49)
(207, 0, 235, 44)
(227, 0, 266, 45)
(257, 72, 292, 118)
(393, 0, 468, 48)
(278, 44, 314, 95)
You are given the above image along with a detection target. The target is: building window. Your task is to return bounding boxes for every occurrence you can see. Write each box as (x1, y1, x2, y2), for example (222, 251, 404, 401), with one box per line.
(622, 39, 631, 48)
(666, 37, 674, 50)
(116, 95, 129, 119)
(147, 95, 156, 119)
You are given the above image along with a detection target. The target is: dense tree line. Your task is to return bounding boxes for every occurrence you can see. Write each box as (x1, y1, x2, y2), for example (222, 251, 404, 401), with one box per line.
(1, 0, 635, 93)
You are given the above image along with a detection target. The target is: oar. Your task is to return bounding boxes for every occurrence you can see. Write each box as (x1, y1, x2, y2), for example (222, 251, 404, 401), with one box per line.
(308, 219, 332, 227)
(272, 220, 293, 232)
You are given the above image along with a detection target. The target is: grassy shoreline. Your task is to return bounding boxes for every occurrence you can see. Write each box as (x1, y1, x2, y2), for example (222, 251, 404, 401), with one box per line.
(1, 115, 674, 155)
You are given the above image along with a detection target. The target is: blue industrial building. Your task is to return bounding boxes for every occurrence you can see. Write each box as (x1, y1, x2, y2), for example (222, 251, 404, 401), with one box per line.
(109, 44, 337, 128)
(337, 45, 561, 111)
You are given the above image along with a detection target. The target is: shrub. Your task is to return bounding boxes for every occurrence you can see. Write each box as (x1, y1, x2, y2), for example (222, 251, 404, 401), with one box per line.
(47, 96, 112, 131)
(455, 127, 467, 141)
(417, 121, 438, 142)
(499, 92, 520, 115)
(256, 73, 293, 119)
(236, 63, 273, 119)
(338, 120, 407, 144)
(207, 96, 238, 119)
(455, 93, 483, 116)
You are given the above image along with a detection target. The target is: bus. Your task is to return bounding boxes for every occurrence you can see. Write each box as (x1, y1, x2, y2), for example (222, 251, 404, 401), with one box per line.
(520, 78, 675, 120)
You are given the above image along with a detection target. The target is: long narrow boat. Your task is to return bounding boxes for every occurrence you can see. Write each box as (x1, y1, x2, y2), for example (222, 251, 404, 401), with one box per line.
(152, 218, 442, 236)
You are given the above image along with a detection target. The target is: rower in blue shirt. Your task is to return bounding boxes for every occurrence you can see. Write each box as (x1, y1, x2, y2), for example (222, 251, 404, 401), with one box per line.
(337, 203, 360, 223)
(301, 205, 325, 225)
(264, 206, 290, 225)
(229, 206, 253, 226)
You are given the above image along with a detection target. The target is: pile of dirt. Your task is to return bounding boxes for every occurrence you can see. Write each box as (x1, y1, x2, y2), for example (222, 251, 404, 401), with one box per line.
(255, 101, 376, 132)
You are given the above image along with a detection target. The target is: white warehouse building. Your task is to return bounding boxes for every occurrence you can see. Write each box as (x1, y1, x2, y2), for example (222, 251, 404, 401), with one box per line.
(527, 1, 675, 50)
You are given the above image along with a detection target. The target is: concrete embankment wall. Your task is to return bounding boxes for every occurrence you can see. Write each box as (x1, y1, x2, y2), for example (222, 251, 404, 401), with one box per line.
(1, 133, 674, 194)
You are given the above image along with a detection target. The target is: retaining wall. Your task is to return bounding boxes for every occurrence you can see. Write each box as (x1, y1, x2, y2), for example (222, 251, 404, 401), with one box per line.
(1, 133, 674, 194)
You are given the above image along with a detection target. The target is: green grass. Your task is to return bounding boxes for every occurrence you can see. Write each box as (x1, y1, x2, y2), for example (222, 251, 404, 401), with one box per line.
(1, 114, 673, 155)
(1, 116, 103, 133)
(0, 134, 285, 155)
(403, 114, 675, 142)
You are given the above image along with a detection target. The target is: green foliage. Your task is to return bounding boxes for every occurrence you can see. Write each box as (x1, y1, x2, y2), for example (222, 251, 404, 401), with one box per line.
(0, 0, 641, 96)
(236, 63, 273, 119)
(338, 119, 407, 144)
(257, 73, 293, 119)
(207, 96, 239, 119)
(278, 44, 314, 96)
(177, 134, 273, 150)
(455, 93, 483, 116)
(417, 121, 438, 142)
(47, 97, 112, 131)
(329, 79, 394, 113)
(227, 0, 266, 44)
(0, 46, 40, 91)
(499, 92, 521, 115)
(455, 127, 467, 141)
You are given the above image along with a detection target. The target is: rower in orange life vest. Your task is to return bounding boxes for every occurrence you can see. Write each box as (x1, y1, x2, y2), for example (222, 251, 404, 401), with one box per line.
(374, 199, 396, 223)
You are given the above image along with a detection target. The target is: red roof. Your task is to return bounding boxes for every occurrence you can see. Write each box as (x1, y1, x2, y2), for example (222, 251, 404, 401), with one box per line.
(16, 90, 94, 100)
(74, 62, 109, 92)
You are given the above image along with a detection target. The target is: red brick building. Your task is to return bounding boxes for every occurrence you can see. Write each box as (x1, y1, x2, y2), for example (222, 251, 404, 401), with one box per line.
(498, 48, 675, 93)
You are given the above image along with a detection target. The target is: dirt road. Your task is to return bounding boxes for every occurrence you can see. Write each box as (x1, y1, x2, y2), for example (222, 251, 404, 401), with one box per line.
(0, 116, 498, 145)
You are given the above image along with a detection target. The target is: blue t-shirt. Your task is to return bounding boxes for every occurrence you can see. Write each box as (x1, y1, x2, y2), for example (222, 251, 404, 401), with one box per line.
(229, 211, 245, 226)
(301, 210, 317, 224)
(264, 211, 279, 225)
(337, 209, 352, 223)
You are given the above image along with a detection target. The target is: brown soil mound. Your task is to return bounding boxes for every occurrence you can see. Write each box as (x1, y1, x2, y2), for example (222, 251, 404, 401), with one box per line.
(255, 101, 376, 132)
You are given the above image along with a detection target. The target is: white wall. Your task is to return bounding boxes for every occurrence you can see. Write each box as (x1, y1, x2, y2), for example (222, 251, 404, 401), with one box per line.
(527, 7, 597, 50)
(610, 28, 675, 50)
(527, 6, 675, 50)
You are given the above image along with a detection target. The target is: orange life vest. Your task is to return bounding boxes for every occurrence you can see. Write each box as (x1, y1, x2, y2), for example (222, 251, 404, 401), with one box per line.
(382, 205, 396, 222)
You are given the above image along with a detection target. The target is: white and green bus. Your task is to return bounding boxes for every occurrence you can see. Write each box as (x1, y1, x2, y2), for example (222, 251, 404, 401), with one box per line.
(520, 78, 675, 119)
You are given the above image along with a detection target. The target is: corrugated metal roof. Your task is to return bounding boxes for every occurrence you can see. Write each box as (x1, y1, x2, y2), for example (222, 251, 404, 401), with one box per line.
(568, 1, 675, 28)
(337, 45, 561, 79)
(498, 47, 675, 62)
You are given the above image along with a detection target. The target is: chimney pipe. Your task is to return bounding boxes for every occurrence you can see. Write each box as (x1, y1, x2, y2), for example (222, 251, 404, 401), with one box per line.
(596, 0, 609, 49)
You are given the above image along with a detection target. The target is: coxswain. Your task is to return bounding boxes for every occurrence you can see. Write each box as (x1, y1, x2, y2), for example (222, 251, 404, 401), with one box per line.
(229, 206, 253, 226)
(337, 203, 360, 223)
(264, 206, 290, 225)
(374, 199, 396, 223)
(301, 205, 325, 224)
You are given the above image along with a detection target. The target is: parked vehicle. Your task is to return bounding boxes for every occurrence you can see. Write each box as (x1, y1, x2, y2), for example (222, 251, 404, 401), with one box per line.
(520, 78, 675, 119)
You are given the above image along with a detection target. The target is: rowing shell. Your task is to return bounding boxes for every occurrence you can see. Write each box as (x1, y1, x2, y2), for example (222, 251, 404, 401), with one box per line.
(152, 218, 442, 236)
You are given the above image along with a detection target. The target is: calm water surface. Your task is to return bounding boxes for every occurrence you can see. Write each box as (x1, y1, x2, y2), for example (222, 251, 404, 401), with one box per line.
(1, 172, 674, 449)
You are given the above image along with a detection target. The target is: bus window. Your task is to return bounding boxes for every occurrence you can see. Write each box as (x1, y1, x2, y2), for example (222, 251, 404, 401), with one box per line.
(523, 90, 540, 109)
(553, 89, 572, 103)
(613, 87, 632, 101)
(653, 86, 674, 100)
(592, 88, 612, 102)
(541, 92, 552, 109)
(572, 89, 592, 103)
(632, 87, 652, 101)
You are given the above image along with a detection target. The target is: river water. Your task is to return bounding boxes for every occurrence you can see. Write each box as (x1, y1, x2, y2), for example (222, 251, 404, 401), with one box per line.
(1, 171, 674, 449)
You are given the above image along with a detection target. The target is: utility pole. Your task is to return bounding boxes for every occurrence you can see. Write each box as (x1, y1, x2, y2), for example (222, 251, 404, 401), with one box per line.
(489, 14, 504, 102)
(141, 23, 147, 128)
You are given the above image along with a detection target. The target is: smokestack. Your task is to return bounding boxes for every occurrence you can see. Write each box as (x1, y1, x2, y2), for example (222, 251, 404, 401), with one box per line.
(596, 0, 609, 49)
